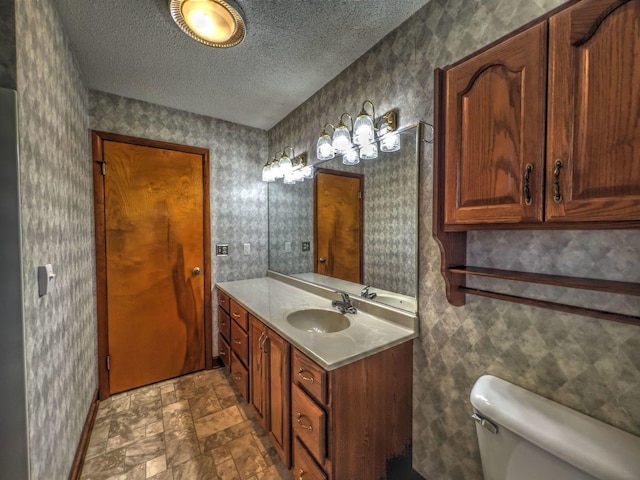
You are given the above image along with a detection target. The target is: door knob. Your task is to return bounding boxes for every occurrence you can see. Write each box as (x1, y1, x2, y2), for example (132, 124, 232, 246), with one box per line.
(192, 267, 201, 276)
(319, 257, 326, 263)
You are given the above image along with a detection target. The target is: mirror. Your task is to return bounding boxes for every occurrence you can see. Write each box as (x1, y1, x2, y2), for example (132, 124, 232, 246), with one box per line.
(268, 124, 420, 312)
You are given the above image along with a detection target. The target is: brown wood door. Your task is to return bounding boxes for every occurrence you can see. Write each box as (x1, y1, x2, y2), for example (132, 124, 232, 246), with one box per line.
(249, 316, 267, 430)
(266, 328, 291, 467)
(95, 133, 210, 395)
(546, 0, 640, 222)
(443, 22, 547, 226)
(314, 170, 363, 283)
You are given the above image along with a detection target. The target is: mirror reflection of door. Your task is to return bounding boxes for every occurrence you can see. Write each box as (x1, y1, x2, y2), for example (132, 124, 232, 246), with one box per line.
(314, 169, 363, 283)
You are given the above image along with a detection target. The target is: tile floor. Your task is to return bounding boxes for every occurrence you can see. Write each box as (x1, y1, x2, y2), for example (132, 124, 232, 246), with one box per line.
(80, 368, 291, 480)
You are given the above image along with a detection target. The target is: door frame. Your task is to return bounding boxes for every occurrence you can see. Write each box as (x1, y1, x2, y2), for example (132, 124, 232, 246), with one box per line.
(92, 130, 212, 400)
(313, 168, 364, 283)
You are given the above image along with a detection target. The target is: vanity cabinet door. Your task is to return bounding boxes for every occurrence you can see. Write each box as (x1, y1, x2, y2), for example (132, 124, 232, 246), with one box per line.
(443, 22, 547, 227)
(545, 0, 640, 222)
(266, 328, 291, 467)
(249, 316, 268, 430)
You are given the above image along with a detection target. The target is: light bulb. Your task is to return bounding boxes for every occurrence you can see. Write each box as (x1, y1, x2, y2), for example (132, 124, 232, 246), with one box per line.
(279, 154, 293, 177)
(301, 164, 314, 179)
(181, 0, 235, 43)
(261, 163, 274, 182)
(380, 133, 401, 152)
(271, 159, 283, 179)
(353, 114, 374, 146)
(317, 134, 335, 160)
(332, 124, 352, 154)
(359, 142, 378, 160)
(342, 146, 360, 166)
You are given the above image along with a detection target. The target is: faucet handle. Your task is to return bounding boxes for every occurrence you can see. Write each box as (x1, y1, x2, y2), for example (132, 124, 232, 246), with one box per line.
(360, 286, 370, 297)
(335, 290, 350, 302)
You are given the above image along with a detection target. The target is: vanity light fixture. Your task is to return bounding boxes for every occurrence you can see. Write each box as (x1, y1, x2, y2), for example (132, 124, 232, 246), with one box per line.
(270, 155, 283, 179)
(279, 146, 295, 178)
(261, 158, 274, 182)
(332, 113, 353, 155)
(378, 111, 401, 153)
(317, 123, 336, 161)
(353, 100, 376, 146)
(262, 149, 312, 184)
(169, 0, 247, 48)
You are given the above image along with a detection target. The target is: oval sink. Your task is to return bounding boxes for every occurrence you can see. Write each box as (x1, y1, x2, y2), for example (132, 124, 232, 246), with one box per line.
(286, 308, 351, 333)
(374, 293, 417, 311)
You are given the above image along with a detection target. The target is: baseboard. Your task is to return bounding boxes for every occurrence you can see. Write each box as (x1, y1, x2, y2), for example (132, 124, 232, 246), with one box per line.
(211, 356, 224, 369)
(68, 389, 99, 480)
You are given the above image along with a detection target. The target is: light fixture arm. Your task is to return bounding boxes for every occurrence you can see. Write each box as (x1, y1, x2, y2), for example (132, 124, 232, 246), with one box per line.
(337, 113, 353, 132)
(321, 122, 336, 136)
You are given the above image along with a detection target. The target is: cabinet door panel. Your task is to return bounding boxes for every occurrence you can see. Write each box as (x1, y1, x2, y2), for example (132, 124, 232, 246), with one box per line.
(249, 316, 267, 430)
(444, 22, 547, 226)
(267, 328, 291, 466)
(546, 0, 640, 222)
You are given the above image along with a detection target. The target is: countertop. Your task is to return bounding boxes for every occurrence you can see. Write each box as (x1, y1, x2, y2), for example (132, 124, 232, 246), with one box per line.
(216, 276, 417, 371)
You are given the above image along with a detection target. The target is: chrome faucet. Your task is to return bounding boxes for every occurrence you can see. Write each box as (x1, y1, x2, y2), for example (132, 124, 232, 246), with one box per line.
(332, 291, 357, 314)
(360, 286, 377, 300)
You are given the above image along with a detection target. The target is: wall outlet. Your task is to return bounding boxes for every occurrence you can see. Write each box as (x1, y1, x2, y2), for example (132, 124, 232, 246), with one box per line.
(216, 244, 229, 256)
(243, 243, 251, 255)
(285, 241, 292, 253)
(302, 241, 310, 252)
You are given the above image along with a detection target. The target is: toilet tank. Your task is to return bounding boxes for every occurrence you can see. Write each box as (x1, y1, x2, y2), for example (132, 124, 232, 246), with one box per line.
(470, 375, 640, 480)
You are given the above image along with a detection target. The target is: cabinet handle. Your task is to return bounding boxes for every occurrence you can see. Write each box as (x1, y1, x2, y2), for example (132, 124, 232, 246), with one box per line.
(298, 369, 315, 383)
(523, 163, 533, 206)
(220, 348, 226, 356)
(296, 413, 313, 430)
(233, 338, 241, 345)
(234, 374, 241, 380)
(298, 469, 305, 479)
(553, 159, 563, 204)
(260, 333, 268, 353)
(232, 312, 241, 318)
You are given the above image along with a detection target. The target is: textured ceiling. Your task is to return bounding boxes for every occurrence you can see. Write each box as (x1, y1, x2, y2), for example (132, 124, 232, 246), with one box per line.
(51, 0, 430, 130)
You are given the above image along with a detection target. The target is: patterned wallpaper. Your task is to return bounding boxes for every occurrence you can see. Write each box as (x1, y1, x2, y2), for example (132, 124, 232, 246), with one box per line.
(268, 126, 418, 296)
(89, 90, 269, 357)
(268, 0, 640, 478)
(15, 0, 97, 478)
(0, 0, 16, 89)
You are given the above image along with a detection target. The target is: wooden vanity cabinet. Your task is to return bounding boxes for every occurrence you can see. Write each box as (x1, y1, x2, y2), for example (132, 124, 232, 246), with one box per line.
(249, 315, 291, 467)
(229, 298, 250, 402)
(217, 289, 231, 370)
(440, 0, 640, 229)
(291, 342, 413, 480)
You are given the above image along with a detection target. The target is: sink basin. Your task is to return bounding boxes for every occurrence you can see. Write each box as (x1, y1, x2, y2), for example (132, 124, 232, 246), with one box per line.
(374, 293, 417, 311)
(286, 308, 351, 333)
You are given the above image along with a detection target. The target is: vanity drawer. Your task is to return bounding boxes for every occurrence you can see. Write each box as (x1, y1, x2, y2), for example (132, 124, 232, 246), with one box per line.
(293, 349, 327, 405)
(218, 289, 230, 313)
(231, 320, 249, 367)
(231, 352, 249, 401)
(230, 299, 249, 331)
(218, 334, 230, 370)
(293, 438, 327, 480)
(292, 383, 326, 465)
(218, 306, 231, 342)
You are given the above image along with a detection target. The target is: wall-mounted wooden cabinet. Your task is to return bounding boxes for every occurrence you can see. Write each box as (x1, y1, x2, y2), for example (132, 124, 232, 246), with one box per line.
(440, 0, 640, 230)
(434, 0, 640, 325)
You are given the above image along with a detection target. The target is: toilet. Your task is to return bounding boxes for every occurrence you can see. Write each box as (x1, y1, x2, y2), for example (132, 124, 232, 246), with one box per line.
(470, 375, 640, 480)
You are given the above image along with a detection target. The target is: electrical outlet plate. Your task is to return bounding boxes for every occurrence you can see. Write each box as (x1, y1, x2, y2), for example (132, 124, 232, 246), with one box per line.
(302, 241, 310, 252)
(243, 243, 251, 255)
(285, 241, 292, 253)
(216, 244, 229, 256)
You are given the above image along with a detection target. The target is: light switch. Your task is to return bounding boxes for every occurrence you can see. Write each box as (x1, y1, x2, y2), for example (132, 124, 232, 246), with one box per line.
(285, 241, 292, 253)
(243, 243, 251, 255)
(38, 264, 56, 297)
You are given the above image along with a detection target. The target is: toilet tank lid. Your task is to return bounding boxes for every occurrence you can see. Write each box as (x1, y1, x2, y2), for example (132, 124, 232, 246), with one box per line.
(470, 375, 640, 480)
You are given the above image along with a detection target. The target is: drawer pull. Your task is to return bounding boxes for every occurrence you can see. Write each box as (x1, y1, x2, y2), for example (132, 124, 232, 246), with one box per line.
(220, 348, 226, 355)
(298, 469, 305, 479)
(298, 369, 315, 383)
(233, 338, 241, 345)
(296, 413, 313, 431)
(234, 374, 241, 380)
(232, 312, 241, 318)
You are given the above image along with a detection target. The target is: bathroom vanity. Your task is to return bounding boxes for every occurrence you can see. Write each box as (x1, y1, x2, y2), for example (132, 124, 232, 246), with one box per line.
(216, 273, 417, 480)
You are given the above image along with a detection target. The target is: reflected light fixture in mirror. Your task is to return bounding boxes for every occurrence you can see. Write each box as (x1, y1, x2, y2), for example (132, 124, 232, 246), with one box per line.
(279, 146, 294, 178)
(170, 0, 247, 48)
(379, 112, 400, 152)
(332, 113, 353, 155)
(262, 158, 274, 182)
(317, 123, 336, 160)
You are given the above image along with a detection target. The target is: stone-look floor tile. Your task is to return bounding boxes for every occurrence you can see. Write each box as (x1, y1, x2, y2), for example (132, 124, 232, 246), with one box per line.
(90, 417, 111, 445)
(97, 395, 131, 419)
(172, 452, 218, 480)
(213, 382, 236, 400)
(106, 425, 147, 453)
(200, 420, 259, 453)
(215, 458, 242, 480)
(228, 434, 269, 478)
(124, 433, 165, 467)
(146, 420, 164, 437)
(160, 383, 176, 395)
(189, 388, 223, 419)
(194, 406, 244, 440)
(130, 387, 161, 407)
(163, 401, 195, 433)
(210, 445, 233, 465)
(86, 441, 107, 460)
(105, 464, 146, 480)
(219, 394, 243, 409)
(148, 470, 174, 480)
(255, 465, 286, 480)
(164, 428, 201, 468)
(146, 454, 167, 478)
(193, 370, 219, 387)
(81, 447, 127, 480)
(251, 433, 268, 455)
(162, 391, 178, 406)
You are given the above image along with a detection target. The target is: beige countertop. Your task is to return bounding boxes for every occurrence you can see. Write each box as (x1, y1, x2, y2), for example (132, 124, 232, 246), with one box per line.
(216, 276, 417, 371)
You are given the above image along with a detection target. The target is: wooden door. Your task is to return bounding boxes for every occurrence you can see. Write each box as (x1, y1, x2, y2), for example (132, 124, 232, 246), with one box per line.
(93, 132, 211, 397)
(546, 0, 640, 222)
(443, 22, 547, 227)
(266, 328, 291, 467)
(314, 170, 363, 283)
(249, 316, 267, 430)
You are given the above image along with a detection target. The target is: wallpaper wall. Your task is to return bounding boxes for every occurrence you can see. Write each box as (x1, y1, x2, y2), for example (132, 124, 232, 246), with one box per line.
(0, 0, 16, 89)
(15, 0, 97, 478)
(268, 0, 640, 478)
(89, 90, 269, 356)
(268, 126, 418, 296)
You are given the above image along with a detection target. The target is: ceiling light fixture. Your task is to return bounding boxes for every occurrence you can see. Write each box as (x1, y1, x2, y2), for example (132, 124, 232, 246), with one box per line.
(169, 0, 247, 48)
